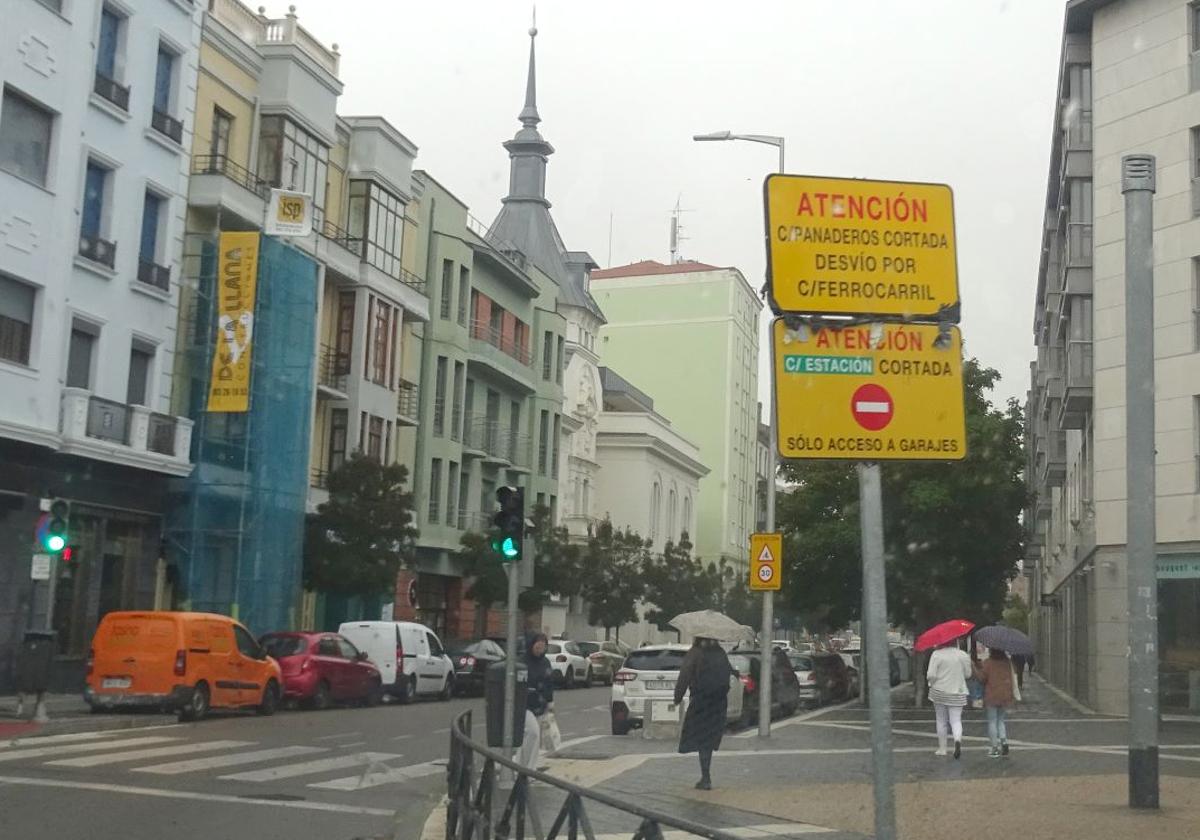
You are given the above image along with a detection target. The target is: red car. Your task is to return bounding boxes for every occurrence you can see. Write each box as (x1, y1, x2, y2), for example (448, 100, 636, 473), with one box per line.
(259, 631, 383, 709)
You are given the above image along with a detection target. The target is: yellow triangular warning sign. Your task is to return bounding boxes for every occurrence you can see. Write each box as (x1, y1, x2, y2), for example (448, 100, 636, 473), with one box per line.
(757, 544, 774, 564)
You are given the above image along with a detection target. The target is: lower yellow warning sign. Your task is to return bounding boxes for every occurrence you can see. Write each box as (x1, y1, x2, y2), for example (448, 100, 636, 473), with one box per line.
(771, 320, 966, 461)
(749, 532, 782, 592)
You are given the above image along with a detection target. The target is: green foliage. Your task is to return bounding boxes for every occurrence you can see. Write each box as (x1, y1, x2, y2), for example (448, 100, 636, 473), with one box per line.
(580, 519, 649, 635)
(777, 358, 1027, 632)
(642, 532, 716, 632)
(1002, 593, 1030, 634)
(519, 505, 583, 611)
(303, 454, 419, 598)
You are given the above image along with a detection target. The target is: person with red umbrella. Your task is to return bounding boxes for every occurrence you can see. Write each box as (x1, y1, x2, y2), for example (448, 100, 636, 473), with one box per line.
(917, 619, 975, 759)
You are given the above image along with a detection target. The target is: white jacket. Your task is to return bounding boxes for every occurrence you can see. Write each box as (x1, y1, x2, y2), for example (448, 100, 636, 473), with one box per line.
(926, 647, 973, 698)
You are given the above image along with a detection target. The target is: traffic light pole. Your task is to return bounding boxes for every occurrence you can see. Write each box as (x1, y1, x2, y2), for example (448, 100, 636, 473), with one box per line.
(501, 535, 521, 766)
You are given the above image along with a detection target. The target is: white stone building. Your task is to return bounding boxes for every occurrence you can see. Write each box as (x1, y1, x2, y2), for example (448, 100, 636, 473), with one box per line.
(0, 0, 202, 689)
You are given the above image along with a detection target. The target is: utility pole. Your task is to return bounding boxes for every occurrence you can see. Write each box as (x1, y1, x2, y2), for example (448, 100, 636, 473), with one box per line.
(1122, 153, 1159, 809)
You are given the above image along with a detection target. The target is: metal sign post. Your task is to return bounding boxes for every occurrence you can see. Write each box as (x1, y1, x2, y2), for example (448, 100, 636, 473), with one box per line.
(858, 463, 897, 840)
(750, 533, 782, 737)
(1121, 154, 1159, 809)
(501, 550, 521, 768)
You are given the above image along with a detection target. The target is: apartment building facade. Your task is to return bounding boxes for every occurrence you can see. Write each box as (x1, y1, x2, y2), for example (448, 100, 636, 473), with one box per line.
(1027, 0, 1200, 715)
(591, 260, 762, 571)
(0, 0, 203, 690)
(167, 1, 428, 634)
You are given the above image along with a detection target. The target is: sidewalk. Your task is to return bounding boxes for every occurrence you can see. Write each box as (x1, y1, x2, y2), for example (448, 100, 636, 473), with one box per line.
(541, 676, 1200, 840)
(0, 693, 170, 739)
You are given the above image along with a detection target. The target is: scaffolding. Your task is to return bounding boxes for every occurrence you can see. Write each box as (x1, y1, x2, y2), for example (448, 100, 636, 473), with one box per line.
(166, 232, 318, 634)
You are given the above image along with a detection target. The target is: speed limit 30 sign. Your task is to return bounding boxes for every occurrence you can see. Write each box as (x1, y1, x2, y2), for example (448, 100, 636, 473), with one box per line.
(749, 533, 782, 592)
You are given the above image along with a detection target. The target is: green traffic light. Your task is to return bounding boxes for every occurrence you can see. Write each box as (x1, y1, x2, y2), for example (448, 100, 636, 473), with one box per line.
(501, 537, 518, 559)
(46, 534, 66, 552)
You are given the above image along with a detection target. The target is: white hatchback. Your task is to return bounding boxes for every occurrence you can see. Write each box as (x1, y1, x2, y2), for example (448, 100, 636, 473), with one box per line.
(546, 640, 591, 688)
(609, 644, 743, 735)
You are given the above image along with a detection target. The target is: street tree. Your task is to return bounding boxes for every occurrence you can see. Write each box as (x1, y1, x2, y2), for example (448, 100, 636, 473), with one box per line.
(519, 504, 583, 611)
(642, 532, 717, 635)
(580, 519, 649, 640)
(1002, 593, 1030, 634)
(303, 454, 419, 599)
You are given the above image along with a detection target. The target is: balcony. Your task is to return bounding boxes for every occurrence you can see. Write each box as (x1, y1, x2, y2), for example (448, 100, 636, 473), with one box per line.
(93, 72, 129, 112)
(316, 343, 350, 396)
(467, 214, 529, 272)
(1061, 107, 1092, 180)
(59, 388, 193, 476)
(1039, 429, 1067, 488)
(78, 235, 116, 270)
(1063, 222, 1093, 296)
(397, 380, 419, 425)
(468, 319, 534, 390)
(189, 155, 269, 225)
(137, 259, 170, 292)
(151, 109, 184, 144)
(466, 418, 521, 465)
(462, 418, 485, 459)
(1060, 339, 1093, 429)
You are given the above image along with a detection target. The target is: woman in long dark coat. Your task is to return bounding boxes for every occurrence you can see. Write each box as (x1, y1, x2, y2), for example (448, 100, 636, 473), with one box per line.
(674, 637, 734, 790)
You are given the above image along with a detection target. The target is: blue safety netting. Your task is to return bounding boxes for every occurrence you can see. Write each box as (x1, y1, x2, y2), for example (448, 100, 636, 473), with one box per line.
(167, 234, 317, 635)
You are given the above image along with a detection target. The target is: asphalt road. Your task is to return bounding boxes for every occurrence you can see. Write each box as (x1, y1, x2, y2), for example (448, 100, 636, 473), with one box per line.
(0, 683, 616, 840)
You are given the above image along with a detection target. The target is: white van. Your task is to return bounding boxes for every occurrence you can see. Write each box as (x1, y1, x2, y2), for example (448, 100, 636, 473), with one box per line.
(337, 621, 454, 703)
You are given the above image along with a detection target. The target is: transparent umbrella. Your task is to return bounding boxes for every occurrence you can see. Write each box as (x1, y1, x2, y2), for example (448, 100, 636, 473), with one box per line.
(669, 610, 756, 644)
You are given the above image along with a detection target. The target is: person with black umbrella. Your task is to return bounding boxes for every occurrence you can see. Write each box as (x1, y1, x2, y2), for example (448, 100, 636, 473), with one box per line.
(674, 637, 734, 790)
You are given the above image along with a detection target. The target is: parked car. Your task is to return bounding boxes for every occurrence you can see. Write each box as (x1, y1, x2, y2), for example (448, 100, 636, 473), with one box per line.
(259, 631, 382, 709)
(811, 652, 854, 704)
(728, 648, 802, 726)
(445, 639, 506, 695)
(338, 620, 454, 702)
(610, 644, 743, 735)
(772, 640, 796, 653)
(575, 639, 628, 685)
(788, 652, 821, 706)
(85, 611, 282, 721)
(843, 648, 901, 687)
(546, 639, 591, 687)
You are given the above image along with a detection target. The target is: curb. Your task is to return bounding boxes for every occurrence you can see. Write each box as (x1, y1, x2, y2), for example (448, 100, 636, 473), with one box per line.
(0, 713, 179, 740)
(415, 795, 448, 840)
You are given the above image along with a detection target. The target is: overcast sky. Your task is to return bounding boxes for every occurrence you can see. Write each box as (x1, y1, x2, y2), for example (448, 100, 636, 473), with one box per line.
(293, 0, 1065, 409)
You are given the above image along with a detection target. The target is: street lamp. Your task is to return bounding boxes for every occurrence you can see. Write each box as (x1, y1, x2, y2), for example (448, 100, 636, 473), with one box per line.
(692, 131, 785, 174)
(693, 129, 784, 739)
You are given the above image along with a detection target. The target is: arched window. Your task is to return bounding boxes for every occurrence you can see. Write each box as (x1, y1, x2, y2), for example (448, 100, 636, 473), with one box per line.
(650, 481, 661, 540)
(682, 495, 692, 539)
(667, 488, 677, 540)
(582, 478, 590, 515)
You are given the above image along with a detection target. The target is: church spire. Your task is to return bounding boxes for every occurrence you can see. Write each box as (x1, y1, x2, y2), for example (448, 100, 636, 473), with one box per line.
(501, 11, 554, 208)
(518, 17, 539, 127)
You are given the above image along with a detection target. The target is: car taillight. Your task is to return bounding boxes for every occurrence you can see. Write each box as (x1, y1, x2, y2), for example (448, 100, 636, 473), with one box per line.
(740, 674, 756, 693)
(173, 650, 187, 677)
(86, 648, 94, 677)
(396, 644, 404, 665)
(807, 673, 817, 682)
(589, 653, 603, 661)
(556, 655, 567, 663)
(614, 670, 636, 683)
(459, 656, 476, 667)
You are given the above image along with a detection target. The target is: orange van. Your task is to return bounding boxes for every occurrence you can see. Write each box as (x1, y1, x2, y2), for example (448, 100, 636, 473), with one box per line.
(85, 611, 282, 720)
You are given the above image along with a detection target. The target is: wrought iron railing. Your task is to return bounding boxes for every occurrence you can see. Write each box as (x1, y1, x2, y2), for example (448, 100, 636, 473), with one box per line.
(93, 72, 129, 111)
(147, 413, 176, 455)
(447, 710, 742, 840)
(470, 318, 532, 366)
(317, 343, 350, 392)
(310, 468, 329, 489)
(79, 235, 116, 269)
(318, 218, 363, 254)
(137, 259, 170, 291)
(398, 266, 426, 295)
(466, 214, 529, 271)
(397, 380, 419, 419)
(191, 154, 269, 198)
(86, 397, 129, 444)
(151, 108, 184, 144)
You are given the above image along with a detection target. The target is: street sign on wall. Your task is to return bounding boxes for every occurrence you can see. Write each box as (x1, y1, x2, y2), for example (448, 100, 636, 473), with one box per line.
(772, 320, 966, 461)
(749, 533, 782, 592)
(764, 174, 959, 318)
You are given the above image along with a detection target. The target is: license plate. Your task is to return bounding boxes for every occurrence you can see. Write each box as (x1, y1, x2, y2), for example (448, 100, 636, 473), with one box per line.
(101, 677, 131, 689)
(645, 680, 674, 691)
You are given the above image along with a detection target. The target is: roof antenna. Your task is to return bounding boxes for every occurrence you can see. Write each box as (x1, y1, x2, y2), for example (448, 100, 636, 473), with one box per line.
(669, 194, 693, 264)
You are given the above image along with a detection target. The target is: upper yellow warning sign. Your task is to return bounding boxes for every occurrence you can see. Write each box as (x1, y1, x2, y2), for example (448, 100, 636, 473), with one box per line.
(764, 175, 959, 318)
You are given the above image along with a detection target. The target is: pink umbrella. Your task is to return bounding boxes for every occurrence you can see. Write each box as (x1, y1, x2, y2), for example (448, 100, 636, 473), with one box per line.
(914, 619, 975, 652)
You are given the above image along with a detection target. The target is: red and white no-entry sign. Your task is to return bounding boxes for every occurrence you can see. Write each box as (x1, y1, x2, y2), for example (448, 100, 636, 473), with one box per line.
(851, 383, 894, 431)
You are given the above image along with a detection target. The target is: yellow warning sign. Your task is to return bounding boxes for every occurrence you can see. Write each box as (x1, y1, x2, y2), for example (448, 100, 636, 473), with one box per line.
(764, 174, 959, 318)
(771, 320, 966, 461)
(749, 533, 782, 592)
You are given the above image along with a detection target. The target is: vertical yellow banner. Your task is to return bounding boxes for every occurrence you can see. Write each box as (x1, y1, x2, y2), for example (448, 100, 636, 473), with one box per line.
(206, 231, 260, 413)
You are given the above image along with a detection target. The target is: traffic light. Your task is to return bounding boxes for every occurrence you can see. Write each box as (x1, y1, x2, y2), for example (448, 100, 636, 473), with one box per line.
(36, 499, 70, 553)
(491, 486, 524, 563)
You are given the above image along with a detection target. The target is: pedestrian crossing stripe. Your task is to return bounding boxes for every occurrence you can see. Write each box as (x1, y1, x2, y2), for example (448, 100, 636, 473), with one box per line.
(0, 735, 177, 763)
(47, 739, 253, 768)
(591, 825, 835, 840)
(222, 752, 402, 782)
(135, 745, 326, 775)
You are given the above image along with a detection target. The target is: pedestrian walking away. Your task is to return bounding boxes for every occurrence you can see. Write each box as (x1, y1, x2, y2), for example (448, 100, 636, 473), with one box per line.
(1010, 653, 1026, 690)
(674, 637, 735, 790)
(519, 632, 554, 770)
(977, 647, 1017, 758)
(926, 641, 973, 759)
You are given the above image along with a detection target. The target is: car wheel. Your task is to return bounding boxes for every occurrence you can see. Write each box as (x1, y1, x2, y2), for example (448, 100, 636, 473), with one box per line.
(439, 676, 453, 701)
(179, 681, 210, 722)
(397, 674, 416, 704)
(311, 680, 333, 711)
(585, 666, 594, 685)
(563, 667, 574, 688)
(257, 680, 280, 716)
(364, 678, 383, 707)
